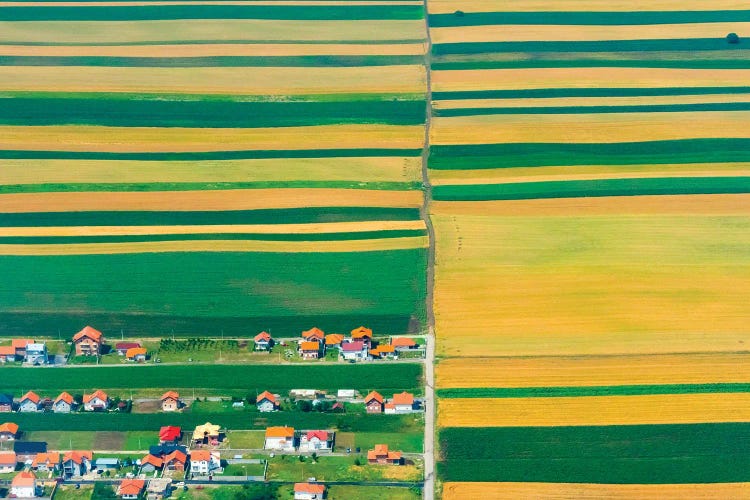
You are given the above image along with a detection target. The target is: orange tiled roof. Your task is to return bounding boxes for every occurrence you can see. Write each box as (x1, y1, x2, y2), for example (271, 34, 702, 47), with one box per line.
(190, 450, 211, 461)
(32, 452, 59, 467)
(364, 391, 383, 404)
(72, 326, 102, 342)
(391, 337, 417, 347)
(83, 390, 108, 404)
(325, 334, 344, 345)
(0, 346, 15, 356)
(0, 422, 19, 435)
(20, 391, 41, 404)
(63, 451, 92, 464)
(0, 452, 16, 466)
(351, 326, 373, 338)
(254, 331, 272, 342)
(300, 341, 320, 351)
(164, 450, 187, 464)
(141, 454, 163, 468)
(118, 479, 145, 496)
(161, 391, 179, 401)
(392, 391, 414, 405)
(126, 347, 146, 358)
(265, 426, 294, 438)
(55, 392, 74, 405)
(377, 345, 395, 354)
(11, 339, 33, 349)
(301, 327, 324, 340)
(294, 483, 326, 495)
(256, 391, 277, 404)
(11, 471, 35, 487)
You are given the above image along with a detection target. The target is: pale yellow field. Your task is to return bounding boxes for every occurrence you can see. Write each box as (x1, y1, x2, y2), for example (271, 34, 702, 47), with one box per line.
(0, 189, 423, 212)
(432, 67, 750, 92)
(431, 22, 750, 44)
(429, 163, 750, 183)
(437, 353, 750, 388)
(428, 0, 749, 14)
(442, 482, 750, 500)
(0, 220, 426, 237)
(0, 43, 425, 57)
(432, 194, 750, 216)
(0, 65, 426, 95)
(0, 124, 424, 152)
(0, 19, 425, 43)
(434, 93, 750, 110)
(0, 157, 422, 184)
(431, 111, 750, 144)
(439, 393, 750, 427)
(0, 237, 429, 256)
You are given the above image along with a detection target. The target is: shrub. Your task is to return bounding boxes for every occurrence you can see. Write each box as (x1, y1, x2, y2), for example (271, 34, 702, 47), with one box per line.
(727, 32, 740, 44)
(454, 9, 464, 16)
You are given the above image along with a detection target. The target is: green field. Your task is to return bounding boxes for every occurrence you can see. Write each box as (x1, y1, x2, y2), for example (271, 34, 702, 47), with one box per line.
(0, 55, 424, 67)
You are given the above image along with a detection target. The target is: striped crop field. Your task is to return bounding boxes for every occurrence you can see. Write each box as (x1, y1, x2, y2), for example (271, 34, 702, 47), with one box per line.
(427, 0, 750, 495)
(0, 0, 429, 337)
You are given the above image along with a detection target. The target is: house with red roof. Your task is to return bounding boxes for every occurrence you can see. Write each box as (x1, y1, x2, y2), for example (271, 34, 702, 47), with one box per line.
(367, 444, 402, 465)
(300, 341, 322, 360)
(0, 451, 16, 473)
(298, 430, 332, 452)
(62, 451, 92, 478)
(0, 422, 19, 440)
(301, 327, 325, 343)
(115, 342, 140, 356)
(253, 332, 273, 351)
(17, 391, 41, 413)
(83, 390, 109, 412)
(294, 482, 326, 500)
(125, 347, 147, 362)
(11, 339, 34, 359)
(256, 391, 279, 413)
(350, 326, 373, 347)
(163, 450, 187, 472)
(139, 454, 163, 474)
(11, 470, 37, 498)
(385, 391, 416, 414)
(364, 391, 384, 414)
(161, 391, 182, 412)
(53, 392, 75, 413)
(391, 337, 418, 350)
(31, 452, 60, 472)
(0, 345, 16, 363)
(159, 426, 181, 444)
(341, 341, 367, 361)
(73, 326, 104, 356)
(189, 449, 221, 476)
(264, 426, 295, 451)
(117, 479, 145, 499)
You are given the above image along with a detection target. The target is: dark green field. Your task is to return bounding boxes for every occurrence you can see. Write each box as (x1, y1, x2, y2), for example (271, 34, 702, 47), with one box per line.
(0, 55, 423, 67)
(432, 59, 750, 70)
(437, 384, 750, 399)
(432, 87, 750, 100)
(439, 424, 750, 483)
(434, 102, 750, 116)
(433, 39, 749, 55)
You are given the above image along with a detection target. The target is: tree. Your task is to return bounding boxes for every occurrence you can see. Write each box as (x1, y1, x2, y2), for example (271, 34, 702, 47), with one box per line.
(454, 9, 464, 16)
(727, 32, 740, 44)
(297, 400, 312, 412)
(354, 457, 362, 466)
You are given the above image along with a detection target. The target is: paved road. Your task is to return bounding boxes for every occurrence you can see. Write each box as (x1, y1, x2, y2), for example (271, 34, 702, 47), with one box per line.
(423, 331, 436, 500)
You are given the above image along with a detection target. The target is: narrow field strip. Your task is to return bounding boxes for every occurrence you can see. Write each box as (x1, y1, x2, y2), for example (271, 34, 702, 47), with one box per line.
(0, 54, 425, 66)
(432, 86, 750, 100)
(431, 59, 750, 71)
(0, 236, 428, 254)
(436, 354, 750, 389)
(433, 39, 749, 55)
(438, 384, 750, 398)
(0, 148, 422, 160)
(434, 93, 750, 109)
(427, 0, 750, 14)
(0, 124, 424, 152)
(0, 181, 422, 193)
(3, 1, 425, 5)
(0, 65, 426, 94)
(435, 102, 750, 116)
(442, 482, 750, 500)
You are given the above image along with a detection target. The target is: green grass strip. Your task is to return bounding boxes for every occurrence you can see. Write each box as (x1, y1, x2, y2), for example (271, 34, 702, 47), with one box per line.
(0, 181, 421, 193)
(432, 87, 750, 100)
(0, 149, 422, 160)
(434, 102, 750, 116)
(438, 384, 750, 398)
(432, 59, 750, 70)
(429, 139, 750, 169)
(439, 423, 750, 483)
(429, 10, 750, 27)
(432, 176, 750, 201)
(0, 5, 424, 21)
(0, 55, 424, 67)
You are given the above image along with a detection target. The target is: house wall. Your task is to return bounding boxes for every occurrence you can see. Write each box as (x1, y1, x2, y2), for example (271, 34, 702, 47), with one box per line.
(0, 432, 15, 440)
(18, 401, 39, 412)
(257, 401, 275, 412)
(265, 437, 294, 450)
(53, 401, 71, 413)
(0, 464, 14, 473)
(11, 485, 36, 498)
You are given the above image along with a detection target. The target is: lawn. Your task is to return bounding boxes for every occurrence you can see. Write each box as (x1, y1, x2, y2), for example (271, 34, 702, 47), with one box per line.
(53, 485, 94, 500)
(221, 463, 266, 477)
(353, 431, 423, 454)
(223, 431, 265, 450)
(266, 454, 422, 482)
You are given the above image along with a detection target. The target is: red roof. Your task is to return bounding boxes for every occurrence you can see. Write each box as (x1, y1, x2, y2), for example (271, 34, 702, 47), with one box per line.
(11, 471, 35, 487)
(55, 392, 74, 405)
(63, 451, 92, 464)
(20, 391, 41, 404)
(294, 483, 326, 495)
(365, 391, 383, 404)
(115, 342, 140, 350)
(351, 326, 372, 339)
(0, 452, 16, 466)
(342, 341, 365, 352)
(305, 430, 328, 442)
(367, 444, 402, 461)
(83, 390, 108, 404)
(118, 479, 145, 496)
(301, 327, 325, 340)
(190, 450, 211, 461)
(375, 345, 395, 354)
(0, 346, 15, 356)
(254, 332, 272, 342)
(73, 326, 103, 342)
(141, 454, 163, 468)
(256, 391, 277, 404)
(164, 450, 187, 464)
(11, 339, 33, 349)
(392, 391, 414, 405)
(0, 422, 19, 435)
(161, 391, 179, 401)
(159, 426, 181, 442)
(391, 337, 417, 347)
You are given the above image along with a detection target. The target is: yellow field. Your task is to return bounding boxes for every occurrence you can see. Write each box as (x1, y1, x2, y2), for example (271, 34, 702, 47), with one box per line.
(0, 43, 426, 57)
(0, 124, 424, 152)
(0, 236, 429, 256)
(438, 393, 750, 427)
(0, 65, 426, 95)
(431, 111, 750, 144)
(0, 189, 423, 212)
(442, 482, 750, 500)
(432, 67, 750, 92)
(0, 157, 422, 185)
(436, 353, 750, 388)
(428, 0, 749, 14)
(0, 19, 425, 43)
(0, 220, 426, 237)
(431, 22, 750, 44)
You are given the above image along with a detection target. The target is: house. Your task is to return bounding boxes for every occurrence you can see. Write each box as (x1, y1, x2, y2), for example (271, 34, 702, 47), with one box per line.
(24, 344, 48, 365)
(253, 332, 273, 351)
(140, 454, 163, 474)
(364, 391, 384, 414)
(300, 341, 322, 360)
(294, 483, 326, 500)
(0, 451, 16, 473)
(159, 426, 181, 444)
(391, 337, 418, 350)
(72, 326, 104, 356)
(115, 342, 141, 356)
(385, 391, 415, 414)
(189, 450, 221, 476)
(160, 391, 181, 412)
(12, 339, 34, 359)
(11, 471, 37, 498)
(53, 392, 75, 413)
(83, 390, 109, 411)
(0, 422, 19, 440)
(126, 347, 147, 362)
(62, 450, 92, 478)
(301, 327, 325, 344)
(331, 402, 345, 413)
(17, 391, 42, 413)
(146, 478, 172, 500)
(95, 458, 121, 472)
(370, 345, 396, 359)
(31, 452, 59, 472)
(341, 341, 367, 361)
(298, 431, 332, 452)
(163, 450, 187, 472)
(324, 334, 344, 350)
(264, 426, 295, 451)
(0, 345, 16, 363)
(367, 444, 402, 465)
(192, 422, 221, 447)
(289, 389, 323, 400)
(336, 390, 356, 399)
(255, 391, 279, 413)
(148, 444, 187, 458)
(350, 326, 373, 347)
(14, 442, 47, 465)
(0, 394, 14, 412)
(118, 479, 145, 499)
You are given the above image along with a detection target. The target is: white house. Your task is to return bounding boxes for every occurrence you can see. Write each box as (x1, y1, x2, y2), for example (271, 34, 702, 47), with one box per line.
(264, 426, 295, 451)
(340, 341, 367, 361)
(52, 392, 74, 413)
(253, 332, 273, 351)
(294, 483, 326, 500)
(11, 471, 37, 498)
(24, 344, 47, 365)
(385, 391, 416, 414)
(82, 390, 109, 411)
(255, 391, 279, 413)
(62, 451, 92, 479)
(298, 430, 332, 452)
(189, 450, 221, 476)
(0, 451, 16, 473)
(17, 392, 41, 413)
